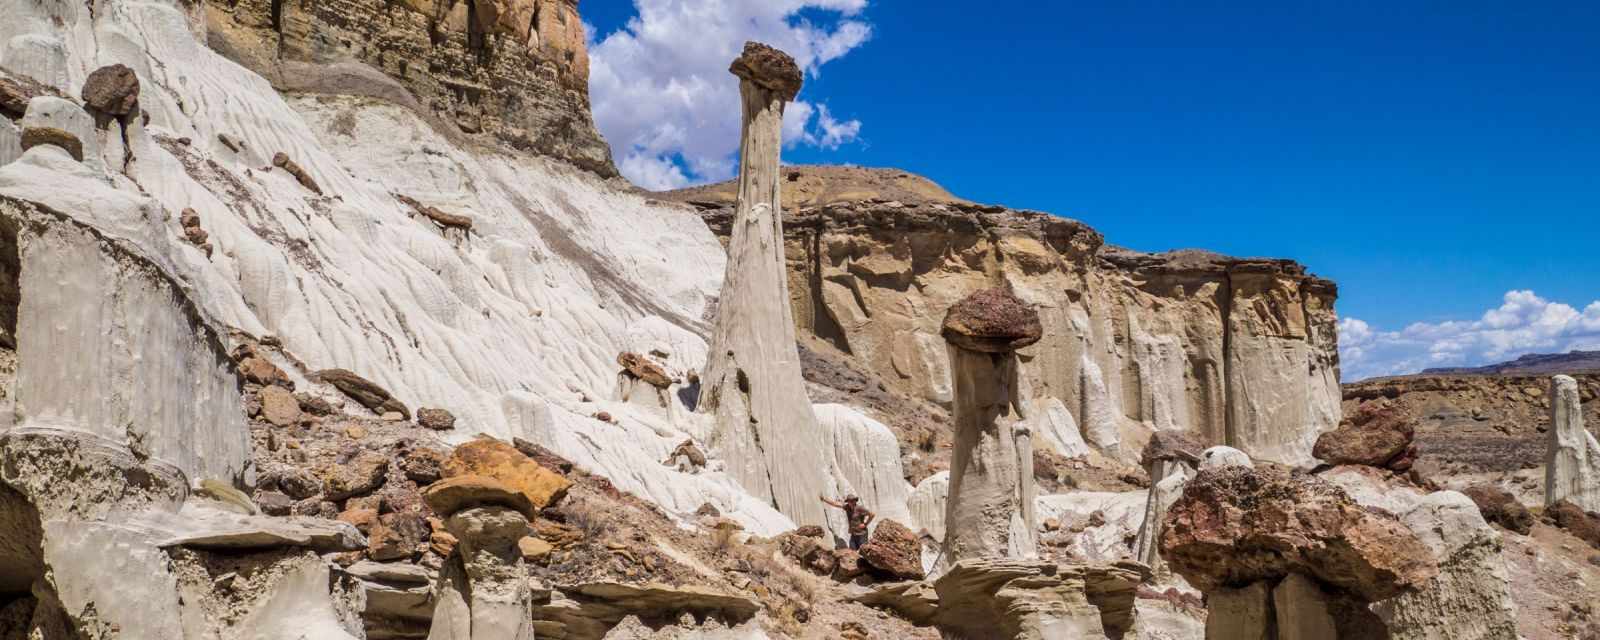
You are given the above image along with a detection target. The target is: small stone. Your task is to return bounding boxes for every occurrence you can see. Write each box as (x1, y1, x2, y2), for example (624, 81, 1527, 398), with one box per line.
(518, 536, 554, 561)
(795, 525, 825, 539)
(369, 512, 428, 561)
(430, 531, 459, 557)
(594, 411, 613, 423)
(321, 450, 389, 501)
(337, 508, 379, 534)
(256, 491, 294, 516)
(380, 412, 403, 422)
(295, 392, 338, 416)
(238, 356, 292, 388)
(402, 446, 447, 485)
(271, 466, 321, 500)
(346, 424, 369, 439)
(1042, 518, 1061, 532)
(258, 385, 302, 427)
(417, 407, 456, 431)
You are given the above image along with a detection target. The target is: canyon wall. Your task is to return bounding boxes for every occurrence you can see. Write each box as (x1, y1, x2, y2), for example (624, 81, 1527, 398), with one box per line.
(205, 0, 615, 176)
(684, 174, 1341, 466)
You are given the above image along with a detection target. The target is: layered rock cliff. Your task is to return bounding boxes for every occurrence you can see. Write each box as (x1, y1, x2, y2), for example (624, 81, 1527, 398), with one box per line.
(205, 0, 616, 176)
(673, 167, 1342, 466)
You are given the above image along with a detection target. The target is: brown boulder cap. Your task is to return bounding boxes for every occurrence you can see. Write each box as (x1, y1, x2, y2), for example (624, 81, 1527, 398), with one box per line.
(729, 41, 803, 101)
(941, 288, 1043, 353)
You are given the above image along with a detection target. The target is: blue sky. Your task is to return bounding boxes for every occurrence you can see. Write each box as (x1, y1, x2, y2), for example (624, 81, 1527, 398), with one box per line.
(584, 1, 1600, 380)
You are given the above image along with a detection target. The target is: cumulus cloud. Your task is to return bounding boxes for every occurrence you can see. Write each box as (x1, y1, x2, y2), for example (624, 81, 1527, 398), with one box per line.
(589, 0, 871, 190)
(1339, 290, 1600, 381)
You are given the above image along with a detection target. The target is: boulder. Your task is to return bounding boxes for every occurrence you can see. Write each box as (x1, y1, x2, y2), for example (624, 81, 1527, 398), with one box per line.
(663, 439, 706, 470)
(1545, 500, 1600, 549)
(833, 549, 864, 580)
(368, 512, 428, 561)
(422, 475, 536, 520)
(939, 287, 1042, 353)
(416, 407, 456, 431)
(1313, 400, 1414, 468)
(442, 438, 571, 510)
(315, 368, 408, 418)
(518, 536, 553, 561)
(1160, 466, 1437, 602)
(1140, 429, 1203, 470)
(401, 445, 446, 485)
(258, 385, 302, 427)
(239, 356, 292, 388)
(617, 352, 672, 388)
(0, 74, 51, 119)
(271, 466, 322, 500)
(257, 491, 294, 516)
(1461, 484, 1534, 535)
(19, 127, 82, 161)
(295, 392, 338, 416)
(320, 450, 389, 501)
(1372, 491, 1519, 640)
(80, 64, 140, 116)
(1197, 446, 1253, 471)
(859, 519, 924, 580)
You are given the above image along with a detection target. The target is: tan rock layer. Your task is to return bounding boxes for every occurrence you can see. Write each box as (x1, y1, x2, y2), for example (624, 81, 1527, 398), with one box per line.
(688, 193, 1339, 466)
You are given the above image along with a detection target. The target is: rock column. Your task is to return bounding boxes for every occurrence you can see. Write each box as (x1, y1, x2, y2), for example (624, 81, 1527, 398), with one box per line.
(939, 288, 1043, 564)
(1133, 431, 1201, 573)
(424, 477, 538, 640)
(698, 42, 836, 531)
(1545, 375, 1600, 512)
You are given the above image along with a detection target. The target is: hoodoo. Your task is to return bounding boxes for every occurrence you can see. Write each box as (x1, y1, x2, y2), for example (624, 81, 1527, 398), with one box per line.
(697, 42, 838, 531)
(1546, 374, 1600, 512)
(939, 287, 1043, 564)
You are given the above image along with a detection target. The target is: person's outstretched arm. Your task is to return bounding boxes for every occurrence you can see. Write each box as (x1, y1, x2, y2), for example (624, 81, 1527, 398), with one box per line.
(819, 494, 843, 509)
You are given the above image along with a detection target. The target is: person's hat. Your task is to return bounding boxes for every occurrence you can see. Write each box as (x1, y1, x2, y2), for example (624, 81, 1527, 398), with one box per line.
(845, 494, 859, 502)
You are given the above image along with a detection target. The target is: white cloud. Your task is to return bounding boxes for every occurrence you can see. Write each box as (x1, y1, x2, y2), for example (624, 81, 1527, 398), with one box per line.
(1338, 290, 1600, 381)
(588, 0, 872, 189)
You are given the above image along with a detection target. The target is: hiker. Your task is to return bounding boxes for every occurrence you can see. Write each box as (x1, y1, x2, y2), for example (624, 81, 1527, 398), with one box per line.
(820, 493, 875, 550)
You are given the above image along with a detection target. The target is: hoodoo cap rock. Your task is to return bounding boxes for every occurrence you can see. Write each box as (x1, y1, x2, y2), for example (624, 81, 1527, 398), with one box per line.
(729, 41, 803, 101)
(941, 288, 1043, 353)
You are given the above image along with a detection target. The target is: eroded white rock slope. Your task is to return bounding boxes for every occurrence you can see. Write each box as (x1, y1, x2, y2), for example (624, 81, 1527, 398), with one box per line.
(0, 0, 912, 535)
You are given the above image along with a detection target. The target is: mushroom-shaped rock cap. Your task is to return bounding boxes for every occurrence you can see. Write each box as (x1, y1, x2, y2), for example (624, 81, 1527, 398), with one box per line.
(940, 288, 1043, 353)
(81, 64, 140, 116)
(1140, 430, 1204, 468)
(423, 475, 536, 521)
(729, 41, 803, 101)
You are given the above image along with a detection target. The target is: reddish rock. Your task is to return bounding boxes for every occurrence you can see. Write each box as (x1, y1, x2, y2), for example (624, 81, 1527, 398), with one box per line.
(940, 288, 1042, 353)
(664, 439, 707, 469)
(0, 74, 52, 119)
(1546, 500, 1600, 549)
(833, 549, 864, 580)
(1160, 466, 1436, 601)
(401, 445, 447, 485)
(81, 64, 140, 116)
(417, 407, 456, 431)
(239, 356, 292, 388)
(337, 507, 379, 534)
(795, 525, 825, 539)
(859, 519, 925, 580)
(315, 368, 407, 418)
(1312, 400, 1414, 468)
(272, 151, 324, 195)
(617, 352, 672, 388)
(1462, 485, 1533, 535)
(369, 512, 428, 561)
(257, 491, 293, 516)
(295, 392, 338, 416)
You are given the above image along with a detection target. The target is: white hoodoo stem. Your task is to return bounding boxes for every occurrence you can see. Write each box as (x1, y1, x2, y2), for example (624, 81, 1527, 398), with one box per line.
(698, 45, 836, 532)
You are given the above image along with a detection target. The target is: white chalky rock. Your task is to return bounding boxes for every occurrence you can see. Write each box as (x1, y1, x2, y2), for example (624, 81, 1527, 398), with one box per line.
(816, 403, 915, 528)
(1197, 446, 1253, 471)
(1545, 375, 1600, 512)
(697, 43, 839, 534)
(1028, 396, 1092, 459)
(21, 96, 99, 171)
(1372, 491, 1519, 640)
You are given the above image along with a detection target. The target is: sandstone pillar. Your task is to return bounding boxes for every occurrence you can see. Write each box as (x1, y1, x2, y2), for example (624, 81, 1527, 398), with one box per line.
(698, 42, 836, 531)
(939, 288, 1043, 564)
(1545, 375, 1600, 512)
(424, 477, 538, 640)
(1134, 431, 1202, 572)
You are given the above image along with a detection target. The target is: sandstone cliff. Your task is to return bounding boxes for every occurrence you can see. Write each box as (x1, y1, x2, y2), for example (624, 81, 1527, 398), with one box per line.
(672, 167, 1342, 467)
(205, 0, 616, 176)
